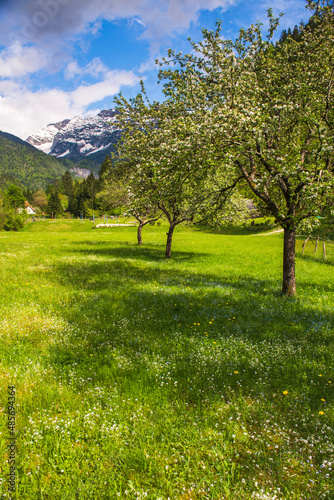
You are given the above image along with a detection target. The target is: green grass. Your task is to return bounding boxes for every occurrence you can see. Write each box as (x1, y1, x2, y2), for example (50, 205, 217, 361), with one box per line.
(0, 220, 333, 499)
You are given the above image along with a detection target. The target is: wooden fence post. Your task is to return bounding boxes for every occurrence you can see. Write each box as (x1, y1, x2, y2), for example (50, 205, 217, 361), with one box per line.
(302, 236, 310, 255)
(323, 241, 327, 259)
(314, 235, 319, 253)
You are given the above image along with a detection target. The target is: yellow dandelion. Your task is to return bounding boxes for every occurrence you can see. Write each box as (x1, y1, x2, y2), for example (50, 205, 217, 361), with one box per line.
(234, 371, 239, 374)
(319, 411, 325, 415)
(319, 374, 323, 377)
(209, 321, 212, 324)
(321, 399, 325, 402)
(197, 323, 200, 325)
(328, 381, 332, 384)
(283, 390, 288, 395)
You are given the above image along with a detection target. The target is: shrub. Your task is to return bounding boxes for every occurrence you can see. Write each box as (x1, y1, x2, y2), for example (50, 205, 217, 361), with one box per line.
(3, 213, 25, 231)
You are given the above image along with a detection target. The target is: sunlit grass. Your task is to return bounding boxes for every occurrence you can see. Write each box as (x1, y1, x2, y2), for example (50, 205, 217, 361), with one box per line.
(0, 220, 333, 499)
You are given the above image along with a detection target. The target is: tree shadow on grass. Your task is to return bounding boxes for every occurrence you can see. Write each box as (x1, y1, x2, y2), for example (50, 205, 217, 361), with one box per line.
(44, 240, 334, 409)
(68, 241, 210, 263)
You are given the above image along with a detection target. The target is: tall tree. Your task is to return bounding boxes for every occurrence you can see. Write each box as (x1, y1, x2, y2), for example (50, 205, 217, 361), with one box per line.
(5, 184, 25, 211)
(47, 187, 62, 217)
(158, 5, 334, 294)
(61, 171, 74, 197)
(99, 156, 113, 183)
(114, 92, 242, 257)
(1, 185, 26, 231)
(32, 190, 48, 212)
(84, 171, 98, 211)
(97, 176, 129, 215)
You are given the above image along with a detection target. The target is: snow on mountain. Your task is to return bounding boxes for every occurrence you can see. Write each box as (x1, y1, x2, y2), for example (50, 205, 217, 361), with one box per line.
(26, 109, 121, 163)
(26, 119, 70, 154)
(87, 144, 111, 155)
(26, 124, 59, 154)
(57, 150, 70, 158)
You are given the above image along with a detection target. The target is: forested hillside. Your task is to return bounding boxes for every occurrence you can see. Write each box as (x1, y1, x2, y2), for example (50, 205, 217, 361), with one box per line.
(0, 134, 68, 190)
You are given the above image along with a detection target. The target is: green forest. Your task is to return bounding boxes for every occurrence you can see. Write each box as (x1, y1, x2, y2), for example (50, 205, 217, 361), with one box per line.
(0, 135, 68, 190)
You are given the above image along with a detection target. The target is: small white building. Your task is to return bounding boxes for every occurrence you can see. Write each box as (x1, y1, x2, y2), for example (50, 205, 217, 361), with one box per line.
(23, 201, 36, 215)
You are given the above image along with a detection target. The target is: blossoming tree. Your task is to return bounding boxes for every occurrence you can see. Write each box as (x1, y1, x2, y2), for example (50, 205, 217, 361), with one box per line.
(114, 91, 244, 257)
(158, 4, 334, 294)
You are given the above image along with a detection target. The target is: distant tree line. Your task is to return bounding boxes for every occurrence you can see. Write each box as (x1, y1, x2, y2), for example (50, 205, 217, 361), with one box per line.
(29, 167, 125, 218)
(0, 161, 132, 228)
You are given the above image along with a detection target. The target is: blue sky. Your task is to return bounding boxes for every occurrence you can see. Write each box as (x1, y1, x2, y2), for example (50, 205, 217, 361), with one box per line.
(0, 0, 309, 139)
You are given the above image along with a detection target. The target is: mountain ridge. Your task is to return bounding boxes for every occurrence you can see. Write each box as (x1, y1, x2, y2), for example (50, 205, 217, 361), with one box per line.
(0, 130, 38, 150)
(26, 109, 121, 170)
(0, 133, 69, 190)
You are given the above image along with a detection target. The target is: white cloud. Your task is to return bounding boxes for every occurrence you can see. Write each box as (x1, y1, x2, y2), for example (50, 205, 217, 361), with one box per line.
(64, 60, 81, 80)
(83, 108, 102, 118)
(138, 57, 159, 75)
(0, 0, 239, 138)
(64, 58, 109, 80)
(1, 0, 237, 46)
(0, 42, 47, 78)
(0, 69, 139, 139)
(71, 69, 138, 107)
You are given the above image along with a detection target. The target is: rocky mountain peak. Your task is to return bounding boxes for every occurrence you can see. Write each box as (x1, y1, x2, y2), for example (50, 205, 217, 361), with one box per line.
(26, 109, 122, 163)
(48, 119, 71, 130)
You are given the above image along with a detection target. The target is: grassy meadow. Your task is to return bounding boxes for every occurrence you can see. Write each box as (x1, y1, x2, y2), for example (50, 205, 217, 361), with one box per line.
(0, 219, 333, 499)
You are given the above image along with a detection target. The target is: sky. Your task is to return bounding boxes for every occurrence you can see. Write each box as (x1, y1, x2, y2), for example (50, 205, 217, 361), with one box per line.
(0, 0, 310, 140)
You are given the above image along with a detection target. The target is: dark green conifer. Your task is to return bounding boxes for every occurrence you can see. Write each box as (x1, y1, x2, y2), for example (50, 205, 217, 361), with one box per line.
(47, 187, 62, 216)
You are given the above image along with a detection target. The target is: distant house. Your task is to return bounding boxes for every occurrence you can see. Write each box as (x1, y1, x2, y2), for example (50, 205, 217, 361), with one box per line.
(23, 201, 36, 215)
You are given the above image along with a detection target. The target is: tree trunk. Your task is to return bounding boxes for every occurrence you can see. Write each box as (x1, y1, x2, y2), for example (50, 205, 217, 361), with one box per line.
(282, 227, 296, 296)
(165, 224, 175, 258)
(323, 241, 326, 259)
(302, 236, 309, 255)
(137, 223, 143, 245)
(314, 235, 319, 253)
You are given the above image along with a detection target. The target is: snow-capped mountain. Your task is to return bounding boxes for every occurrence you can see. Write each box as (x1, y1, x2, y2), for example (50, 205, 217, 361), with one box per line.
(26, 109, 121, 164)
(26, 119, 70, 154)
